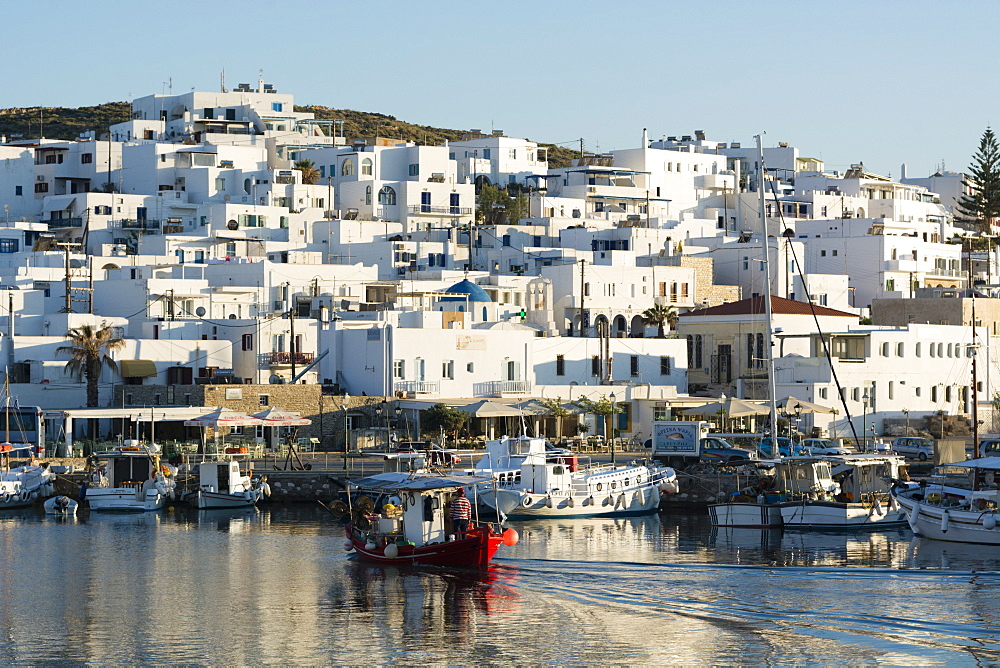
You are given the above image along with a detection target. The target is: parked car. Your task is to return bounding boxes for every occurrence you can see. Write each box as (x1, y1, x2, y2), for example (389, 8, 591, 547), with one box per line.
(757, 437, 808, 458)
(699, 437, 759, 464)
(391, 441, 461, 466)
(979, 438, 1000, 458)
(800, 438, 851, 456)
(891, 437, 935, 461)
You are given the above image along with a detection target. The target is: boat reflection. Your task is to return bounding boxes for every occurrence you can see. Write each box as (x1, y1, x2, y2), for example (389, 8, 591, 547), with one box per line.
(509, 514, 664, 561)
(903, 536, 1000, 571)
(195, 506, 261, 533)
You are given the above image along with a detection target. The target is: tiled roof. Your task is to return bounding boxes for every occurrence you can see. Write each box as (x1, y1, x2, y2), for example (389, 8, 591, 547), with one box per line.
(679, 295, 856, 318)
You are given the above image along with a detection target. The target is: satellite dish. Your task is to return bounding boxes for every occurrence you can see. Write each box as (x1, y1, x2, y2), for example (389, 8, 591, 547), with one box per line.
(227, 220, 238, 230)
(269, 375, 284, 384)
(195, 306, 206, 317)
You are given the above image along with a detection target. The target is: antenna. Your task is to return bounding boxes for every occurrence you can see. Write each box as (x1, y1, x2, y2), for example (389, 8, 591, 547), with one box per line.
(221, 68, 227, 93)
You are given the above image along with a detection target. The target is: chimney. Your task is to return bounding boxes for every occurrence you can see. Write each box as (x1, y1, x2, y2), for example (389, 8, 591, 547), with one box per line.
(642, 127, 649, 147)
(900, 163, 908, 179)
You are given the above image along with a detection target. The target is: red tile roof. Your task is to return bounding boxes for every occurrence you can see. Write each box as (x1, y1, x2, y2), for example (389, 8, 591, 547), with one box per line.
(679, 295, 856, 318)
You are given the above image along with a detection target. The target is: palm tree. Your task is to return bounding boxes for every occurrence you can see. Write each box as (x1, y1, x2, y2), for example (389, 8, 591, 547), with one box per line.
(57, 323, 125, 407)
(538, 397, 572, 443)
(294, 159, 320, 185)
(641, 303, 677, 338)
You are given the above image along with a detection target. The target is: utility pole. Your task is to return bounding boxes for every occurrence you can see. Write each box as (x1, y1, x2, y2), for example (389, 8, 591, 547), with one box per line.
(579, 258, 587, 337)
(972, 295, 979, 454)
(289, 305, 297, 381)
(57, 243, 89, 313)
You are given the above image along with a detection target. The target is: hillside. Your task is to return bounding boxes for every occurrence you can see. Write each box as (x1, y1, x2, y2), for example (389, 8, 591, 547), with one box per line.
(0, 101, 576, 168)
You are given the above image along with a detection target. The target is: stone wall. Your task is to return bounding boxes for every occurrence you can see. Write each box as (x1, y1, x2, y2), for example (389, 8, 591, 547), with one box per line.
(678, 256, 741, 307)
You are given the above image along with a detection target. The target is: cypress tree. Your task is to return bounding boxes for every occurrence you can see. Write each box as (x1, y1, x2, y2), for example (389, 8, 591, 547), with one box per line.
(957, 127, 1000, 234)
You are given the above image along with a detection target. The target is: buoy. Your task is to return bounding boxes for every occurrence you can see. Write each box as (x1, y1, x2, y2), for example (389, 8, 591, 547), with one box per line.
(262, 482, 272, 497)
(384, 543, 399, 559)
(603, 496, 612, 507)
(343, 540, 354, 552)
(873, 499, 884, 516)
(940, 510, 950, 533)
(633, 489, 644, 507)
(906, 505, 920, 533)
(502, 528, 520, 546)
(615, 494, 626, 509)
(889, 496, 899, 512)
(567, 496, 575, 508)
(659, 481, 678, 494)
(546, 496, 554, 508)
(365, 542, 377, 551)
(985, 515, 998, 530)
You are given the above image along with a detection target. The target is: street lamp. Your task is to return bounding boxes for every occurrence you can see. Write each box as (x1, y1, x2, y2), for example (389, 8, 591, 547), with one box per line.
(902, 408, 910, 437)
(793, 403, 803, 442)
(609, 392, 617, 465)
(375, 402, 388, 450)
(342, 392, 350, 470)
(394, 404, 403, 442)
(861, 391, 870, 453)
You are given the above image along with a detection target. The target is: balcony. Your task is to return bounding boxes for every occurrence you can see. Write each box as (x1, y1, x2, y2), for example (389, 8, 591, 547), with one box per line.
(394, 380, 440, 394)
(111, 219, 162, 230)
(262, 352, 315, 366)
(407, 205, 473, 216)
(473, 380, 533, 395)
(47, 217, 83, 229)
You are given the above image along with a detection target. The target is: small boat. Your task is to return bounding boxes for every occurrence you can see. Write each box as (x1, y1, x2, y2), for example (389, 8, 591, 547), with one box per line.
(43, 495, 78, 516)
(84, 445, 177, 512)
(710, 455, 908, 529)
(473, 436, 678, 519)
(894, 457, 1000, 545)
(183, 459, 270, 509)
(343, 473, 518, 569)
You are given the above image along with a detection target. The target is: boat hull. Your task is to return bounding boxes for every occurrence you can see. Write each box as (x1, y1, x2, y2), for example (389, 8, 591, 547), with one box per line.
(184, 490, 258, 510)
(85, 488, 168, 512)
(895, 493, 1000, 545)
(348, 525, 503, 569)
(43, 496, 78, 515)
(481, 484, 662, 519)
(778, 498, 907, 529)
(708, 502, 783, 528)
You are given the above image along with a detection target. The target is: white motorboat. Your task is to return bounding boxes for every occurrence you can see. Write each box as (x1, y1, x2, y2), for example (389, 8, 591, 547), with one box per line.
(43, 495, 78, 516)
(84, 446, 177, 512)
(894, 457, 1000, 545)
(473, 436, 677, 519)
(183, 459, 270, 509)
(0, 458, 55, 510)
(710, 455, 907, 529)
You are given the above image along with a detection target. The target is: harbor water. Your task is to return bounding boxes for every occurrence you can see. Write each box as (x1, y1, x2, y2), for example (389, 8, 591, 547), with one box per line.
(2, 506, 1000, 665)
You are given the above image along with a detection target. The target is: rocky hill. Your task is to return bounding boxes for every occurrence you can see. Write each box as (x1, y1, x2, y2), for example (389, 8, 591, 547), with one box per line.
(0, 102, 575, 168)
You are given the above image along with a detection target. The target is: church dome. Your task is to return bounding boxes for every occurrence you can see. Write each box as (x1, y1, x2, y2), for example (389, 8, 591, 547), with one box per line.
(441, 279, 492, 302)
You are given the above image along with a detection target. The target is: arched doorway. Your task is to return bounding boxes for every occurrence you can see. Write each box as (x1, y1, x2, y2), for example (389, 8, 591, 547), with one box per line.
(630, 315, 645, 337)
(613, 315, 628, 338)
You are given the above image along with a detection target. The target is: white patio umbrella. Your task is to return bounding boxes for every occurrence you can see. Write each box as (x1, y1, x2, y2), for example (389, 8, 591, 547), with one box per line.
(456, 400, 524, 440)
(184, 408, 264, 453)
(250, 407, 312, 451)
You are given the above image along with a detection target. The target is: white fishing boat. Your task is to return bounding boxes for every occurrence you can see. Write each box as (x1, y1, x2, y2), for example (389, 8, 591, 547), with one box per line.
(84, 446, 177, 512)
(0, 456, 55, 510)
(473, 436, 677, 519)
(43, 495, 78, 516)
(183, 459, 270, 509)
(894, 457, 1000, 545)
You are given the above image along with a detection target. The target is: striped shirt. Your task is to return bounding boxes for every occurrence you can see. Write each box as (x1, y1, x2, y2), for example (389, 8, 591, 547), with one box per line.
(450, 495, 472, 521)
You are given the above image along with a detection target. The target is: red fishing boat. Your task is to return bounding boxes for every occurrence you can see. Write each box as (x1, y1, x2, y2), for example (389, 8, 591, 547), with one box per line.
(343, 474, 518, 569)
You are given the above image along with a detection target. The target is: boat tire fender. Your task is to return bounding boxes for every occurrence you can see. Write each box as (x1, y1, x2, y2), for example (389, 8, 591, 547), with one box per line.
(521, 496, 533, 508)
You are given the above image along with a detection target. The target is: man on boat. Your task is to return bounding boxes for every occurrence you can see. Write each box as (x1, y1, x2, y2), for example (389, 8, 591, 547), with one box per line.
(450, 488, 472, 535)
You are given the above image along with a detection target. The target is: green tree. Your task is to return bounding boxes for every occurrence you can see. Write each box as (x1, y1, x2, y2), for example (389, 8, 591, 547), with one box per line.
(56, 323, 125, 408)
(957, 128, 1000, 234)
(420, 404, 469, 446)
(538, 397, 572, 443)
(294, 159, 320, 185)
(476, 184, 527, 226)
(574, 395, 624, 463)
(641, 303, 678, 338)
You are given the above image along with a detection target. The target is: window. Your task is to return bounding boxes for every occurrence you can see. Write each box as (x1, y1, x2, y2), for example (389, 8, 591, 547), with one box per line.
(242, 334, 253, 351)
(654, 405, 669, 420)
(393, 360, 404, 379)
(14, 186, 21, 196)
(881, 342, 889, 357)
(259, 394, 269, 406)
(931, 386, 938, 402)
(591, 356, 601, 376)
(0, 239, 18, 254)
(272, 102, 283, 112)
(482, 149, 491, 159)
(467, 362, 474, 373)
(378, 186, 396, 205)
(889, 382, 894, 400)
(421, 191, 431, 213)
(341, 159, 354, 176)
(747, 333, 754, 368)
(556, 355, 565, 376)
(361, 158, 373, 176)
(450, 192, 460, 214)
(442, 360, 454, 380)
(915, 342, 921, 357)
(34, 183, 48, 193)
(820, 250, 826, 257)
(81, 153, 93, 164)
(897, 342, 904, 357)
(508, 149, 517, 160)
(832, 337, 865, 360)
(631, 355, 639, 377)
(408, 164, 419, 177)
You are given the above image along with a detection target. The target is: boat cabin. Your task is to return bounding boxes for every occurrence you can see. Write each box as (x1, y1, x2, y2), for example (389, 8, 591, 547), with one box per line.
(775, 458, 838, 497)
(829, 456, 902, 502)
(94, 450, 156, 487)
(198, 460, 246, 494)
(475, 436, 548, 470)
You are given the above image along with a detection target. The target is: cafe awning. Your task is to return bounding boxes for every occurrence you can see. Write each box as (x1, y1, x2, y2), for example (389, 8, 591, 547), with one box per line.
(120, 360, 158, 378)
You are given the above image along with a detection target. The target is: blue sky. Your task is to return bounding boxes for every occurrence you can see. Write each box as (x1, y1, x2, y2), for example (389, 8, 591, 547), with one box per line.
(4, 0, 997, 177)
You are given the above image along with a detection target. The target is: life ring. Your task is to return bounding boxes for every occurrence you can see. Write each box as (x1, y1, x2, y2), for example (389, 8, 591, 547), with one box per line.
(0, 493, 9, 503)
(19, 490, 29, 502)
(521, 496, 533, 508)
(596, 483, 603, 492)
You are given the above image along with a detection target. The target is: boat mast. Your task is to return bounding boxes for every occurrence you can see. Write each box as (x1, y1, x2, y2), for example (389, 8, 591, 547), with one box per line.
(972, 294, 979, 454)
(756, 135, 779, 456)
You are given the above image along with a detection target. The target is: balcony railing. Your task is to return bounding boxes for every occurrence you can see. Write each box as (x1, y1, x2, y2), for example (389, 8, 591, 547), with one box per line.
(111, 219, 162, 230)
(473, 380, 533, 395)
(394, 380, 440, 394)
(47, 217, 83, 229)
(407, 205, 473, 216)
(262, 352, 315, 366)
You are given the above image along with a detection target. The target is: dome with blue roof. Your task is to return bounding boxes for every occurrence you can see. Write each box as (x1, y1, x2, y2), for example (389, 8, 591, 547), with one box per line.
(440, 279, 492, 302)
